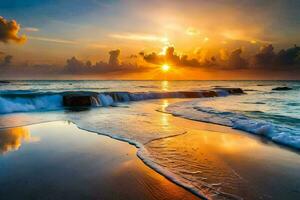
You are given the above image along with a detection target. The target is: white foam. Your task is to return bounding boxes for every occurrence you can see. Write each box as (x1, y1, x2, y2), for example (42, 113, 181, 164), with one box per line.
(166, 100, 300, 150)
(98, 94, 114, 106)
(0, 95, 63, 114)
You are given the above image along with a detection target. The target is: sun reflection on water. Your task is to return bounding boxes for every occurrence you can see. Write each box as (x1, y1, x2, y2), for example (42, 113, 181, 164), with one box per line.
(161, 80, 169, 91)
(159, 100, 170, 130)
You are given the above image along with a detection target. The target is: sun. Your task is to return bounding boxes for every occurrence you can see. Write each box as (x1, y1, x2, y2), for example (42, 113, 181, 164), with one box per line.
(161, 64, 170, 72)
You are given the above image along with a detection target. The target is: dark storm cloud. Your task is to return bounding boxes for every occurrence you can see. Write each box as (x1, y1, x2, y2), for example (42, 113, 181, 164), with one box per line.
(0, 16, 26, 43)
(225, 48, 248, 70)
(251, 44, 300, 69)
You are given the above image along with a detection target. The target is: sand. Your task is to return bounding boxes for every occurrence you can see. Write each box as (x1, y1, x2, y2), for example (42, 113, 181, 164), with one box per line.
(0, 121, 198, 200)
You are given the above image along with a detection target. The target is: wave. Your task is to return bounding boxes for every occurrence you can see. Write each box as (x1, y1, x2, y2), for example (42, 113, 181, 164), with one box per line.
(166, 100, 300, 150)
(0, 88, 243, 114)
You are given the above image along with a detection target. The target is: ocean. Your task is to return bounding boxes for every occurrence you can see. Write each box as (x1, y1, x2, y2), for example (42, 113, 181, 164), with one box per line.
(0, 80, 299, 149)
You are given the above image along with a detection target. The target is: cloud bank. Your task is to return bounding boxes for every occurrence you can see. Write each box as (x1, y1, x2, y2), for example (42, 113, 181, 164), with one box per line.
(0, 44, 299, 79)
(0, 49, 150, 78)
(140, 45, 300, 71)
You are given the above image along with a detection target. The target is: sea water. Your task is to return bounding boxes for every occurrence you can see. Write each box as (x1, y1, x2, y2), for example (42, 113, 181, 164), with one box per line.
(1, 80, 299, 149)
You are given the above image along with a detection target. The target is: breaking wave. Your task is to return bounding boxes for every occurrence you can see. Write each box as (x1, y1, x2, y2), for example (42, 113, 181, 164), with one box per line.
(165, 100, 300, 150)
(0, 88, 242, 114)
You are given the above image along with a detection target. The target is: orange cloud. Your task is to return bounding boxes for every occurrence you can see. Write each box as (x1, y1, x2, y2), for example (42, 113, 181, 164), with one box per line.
(0, 16, 26, 43)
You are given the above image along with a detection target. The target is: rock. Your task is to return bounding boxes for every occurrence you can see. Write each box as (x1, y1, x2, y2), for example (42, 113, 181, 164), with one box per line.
(63, 95, 92, 107)
(0, 81, 10, 84)
(226, 88, 244, 94)
(272, 87, 292, 91)
(63, 92, 99, 107)
(214, 88, 244, 94)
(179, 91, 203, 98)
(201, 91, 219, 97)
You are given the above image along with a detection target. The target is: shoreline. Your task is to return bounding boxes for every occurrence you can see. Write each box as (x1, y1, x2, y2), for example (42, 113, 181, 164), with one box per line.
(0, 121, 199, 200)
(1, 99, 300, 199)
(2, 116, 300, 199)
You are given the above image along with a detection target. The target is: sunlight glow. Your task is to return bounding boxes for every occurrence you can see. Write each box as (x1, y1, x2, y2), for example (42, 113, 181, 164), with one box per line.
(161, 64, 170, 72)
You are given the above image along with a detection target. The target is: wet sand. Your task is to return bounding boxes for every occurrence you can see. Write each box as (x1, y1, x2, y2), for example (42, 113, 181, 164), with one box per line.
(146, 115, 300, 199)
(0, 121, 198, 200)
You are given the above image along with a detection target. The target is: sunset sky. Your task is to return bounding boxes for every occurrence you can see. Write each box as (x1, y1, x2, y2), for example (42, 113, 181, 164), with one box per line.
(0, 0, 300, 79)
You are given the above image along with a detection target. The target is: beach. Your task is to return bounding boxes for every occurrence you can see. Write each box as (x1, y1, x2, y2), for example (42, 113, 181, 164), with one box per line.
(0, 100, 299, 199)
(0, 80, 300, 199)
(0, 121, 198, 200)
(1, 0, 300, 198)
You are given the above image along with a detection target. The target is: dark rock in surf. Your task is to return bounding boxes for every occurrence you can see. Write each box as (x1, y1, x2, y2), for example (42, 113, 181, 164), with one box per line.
(63, 93, 99, 107)
(0, 80, 10, 84)
(202, 90, 219, 97)
(180, 91, 203, 98)
(272, 87, 292, 91)
(63, 95, 92, 107)
(226, 88, 244, 94)
(216, 88, 244, 94)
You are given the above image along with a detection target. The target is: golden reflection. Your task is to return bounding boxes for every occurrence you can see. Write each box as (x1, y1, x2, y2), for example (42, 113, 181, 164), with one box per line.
(160, 113, 169, 127)
(159, 100, 170, 129)
(161, 80, 169, 91)
(149, 129, 260, 156)
(161, 99, 169, 112)
(0, 127, 38, 155)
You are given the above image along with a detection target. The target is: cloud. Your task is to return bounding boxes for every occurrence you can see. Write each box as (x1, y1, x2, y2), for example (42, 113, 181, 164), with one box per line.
(225, 48, 248, 69)
(2, 55, 13, 66)
(65, 57, 90, 73)
(0, 44, 299, 79)
(273, 45, 300, 67)
(141, 45, 300, 71)
(252, 44, 276, 66)
(0, 16, 26, 43)
(251, 44, 300, 69)
(140, 46, 213, 68)
(108, 49, 120, 66)
(64, 49, 149, 75)
(27, 36, 77, 45)
(0, 48, 150, 78)
(0, 53, 13, 67)
(110, 33, 169, 43)
(23, 27, 39, 32)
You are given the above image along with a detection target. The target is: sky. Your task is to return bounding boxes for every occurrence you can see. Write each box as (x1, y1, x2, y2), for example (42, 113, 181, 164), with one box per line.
(0, 0, 300, 80)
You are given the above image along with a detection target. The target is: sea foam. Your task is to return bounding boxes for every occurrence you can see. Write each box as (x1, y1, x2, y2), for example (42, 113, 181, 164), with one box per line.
(0, 88, 241, 114)
(166, 100, 300, 149)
